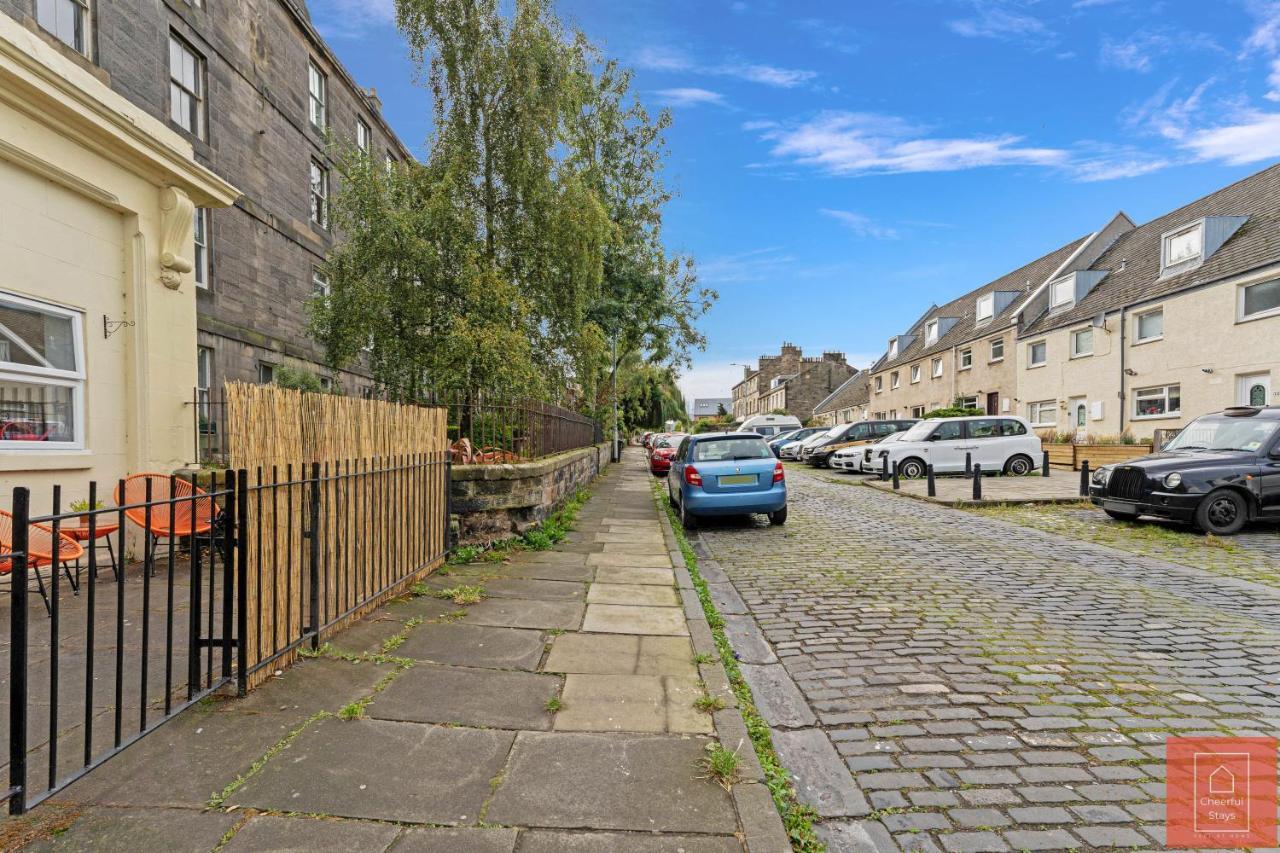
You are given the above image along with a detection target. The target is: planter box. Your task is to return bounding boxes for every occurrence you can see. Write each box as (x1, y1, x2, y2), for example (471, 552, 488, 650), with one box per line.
(1043, 443, 1152, 470)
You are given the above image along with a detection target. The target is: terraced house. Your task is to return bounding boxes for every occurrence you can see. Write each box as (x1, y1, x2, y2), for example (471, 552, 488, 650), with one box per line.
(810, 371, 869, 427)
(730, 343, 854, 423)
(866, 235, 1091, 421)
(0, 0, 414, 431)
(1014, 163, 1280, 441)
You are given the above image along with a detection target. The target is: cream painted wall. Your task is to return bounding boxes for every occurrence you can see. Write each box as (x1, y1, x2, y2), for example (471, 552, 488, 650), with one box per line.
(1015, 266, 1280, 441)
(0, 15, 238, 510)
(955, 329, 1016, 415)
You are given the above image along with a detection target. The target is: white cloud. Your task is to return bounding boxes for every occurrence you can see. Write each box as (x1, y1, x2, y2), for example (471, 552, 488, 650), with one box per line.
(1268, 58, 1280, 100)
(719, 63, 817, 88)
(698, 247, 796, 284)
(758, 112, 1068, 176)
(1073, 0, 1124, 7)
(1122, 78, 1217, 141)
(741, 119, 778, 131)
(819, 209, 899, 239)
(1243, 0, 1280, 55)
(1182, 110, 1280, 164)
(1069, 155, 1170, 182)
(655, 87, 725, 107)
(633, 46, 694, 72)
(948, 4, 1051, 41)
(633, 46, 816, 89)
(309, 0, 396, 39)
(1100, 29, 1222, 74)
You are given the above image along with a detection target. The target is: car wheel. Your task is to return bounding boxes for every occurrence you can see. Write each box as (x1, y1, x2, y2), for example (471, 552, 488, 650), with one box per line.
(768, 507, 787, 525)
(898, 457, 926, 479)
(680, 501, 697, 530)
(1003, 454, 1033, 476)
(1194, 488, 1248, 535)
(1103, 508, 1137, 521)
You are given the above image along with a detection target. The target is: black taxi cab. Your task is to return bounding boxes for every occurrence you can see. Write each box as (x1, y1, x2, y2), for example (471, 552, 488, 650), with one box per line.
(1088, 406, 1280, 535)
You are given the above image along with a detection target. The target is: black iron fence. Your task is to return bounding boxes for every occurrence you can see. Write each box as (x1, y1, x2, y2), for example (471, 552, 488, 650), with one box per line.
(2, 455, 449, 814)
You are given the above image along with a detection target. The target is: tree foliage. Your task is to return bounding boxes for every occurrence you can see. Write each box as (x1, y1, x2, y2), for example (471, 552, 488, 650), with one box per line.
(310, 0, 712, 408)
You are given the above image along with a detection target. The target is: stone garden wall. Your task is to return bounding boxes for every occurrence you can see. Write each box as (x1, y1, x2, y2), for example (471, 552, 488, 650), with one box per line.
(450, 442, 612, 544)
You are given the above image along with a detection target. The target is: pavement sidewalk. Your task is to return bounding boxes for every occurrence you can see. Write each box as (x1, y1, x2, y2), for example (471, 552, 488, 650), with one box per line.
(10, 448, 788, 852)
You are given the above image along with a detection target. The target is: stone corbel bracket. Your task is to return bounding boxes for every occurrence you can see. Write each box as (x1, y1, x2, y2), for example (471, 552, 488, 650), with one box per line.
(159, 186, 194, 290)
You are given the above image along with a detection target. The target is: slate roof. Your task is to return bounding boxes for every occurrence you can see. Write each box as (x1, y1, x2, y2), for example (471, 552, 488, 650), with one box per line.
(874, 235, 1090, 374)
(691, 397, 733, 417)
(813, 372, 869, 415)
(1021, 161, 1280, 336)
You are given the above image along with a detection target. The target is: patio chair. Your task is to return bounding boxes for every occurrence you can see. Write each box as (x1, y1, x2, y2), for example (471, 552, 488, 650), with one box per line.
(0, 509, 85, 615)
(113, 474, 224, 571)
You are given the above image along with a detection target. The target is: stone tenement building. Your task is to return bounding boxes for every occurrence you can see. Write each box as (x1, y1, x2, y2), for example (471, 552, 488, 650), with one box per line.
(0, 0, 413, 409)
(731, 344, 855, 422)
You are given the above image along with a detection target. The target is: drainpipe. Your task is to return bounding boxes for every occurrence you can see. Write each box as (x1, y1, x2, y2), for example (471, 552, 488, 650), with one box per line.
(1118, 306, 1127, 434)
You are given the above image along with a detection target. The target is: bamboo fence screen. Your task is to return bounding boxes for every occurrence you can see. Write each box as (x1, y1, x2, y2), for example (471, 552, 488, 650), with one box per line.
(223, 383, 450, 686)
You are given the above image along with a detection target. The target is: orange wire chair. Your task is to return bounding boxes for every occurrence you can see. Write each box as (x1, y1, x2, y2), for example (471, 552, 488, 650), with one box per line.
(0, 509, 85, 614)
(113, 474, 222, 571)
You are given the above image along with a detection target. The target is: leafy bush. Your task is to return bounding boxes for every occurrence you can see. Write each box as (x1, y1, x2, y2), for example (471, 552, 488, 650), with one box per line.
(273, 364, 336, 394)
(922, 406, 983, 419)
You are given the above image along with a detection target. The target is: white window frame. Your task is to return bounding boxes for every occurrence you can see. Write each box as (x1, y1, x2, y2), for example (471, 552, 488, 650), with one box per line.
(309, 158, 329, 228)
(1238, 278, 1280, 323)
(910, 364, 921, 384)
(874, 376, 883, 393)
(168, 33, 205, 139)
(1134, 307, 1163, 342)
(888, 338, 898, 359)
(1027, 399, 1057, 428)
(911, 405, 925, 418)
(975, 293, 994, 323)
(1132, 384, 1181, 420)
(36, 0, 90, 58)
(356, 117, 371, 152)
(1027, 340, 1047, 367)
(931, 357, 943, 378)
(0, 291, 86, 451)
(1070, 327, 1093, 359)
(258, 361, 276, 384)
(196, 345, 212, 422)
(989, 337, 1004, 362)
(958, 348, 972, 370)
(890, 371, 900, 390)
(308, 59, 327, 129)
(193, 207, 209, 289)
(925, 320, 938, 345)
(957, 395, 977, 411)
(1161, 221, 1203, 272)
(1050, 277, 1074, 308)
(313, 268, 330, 296)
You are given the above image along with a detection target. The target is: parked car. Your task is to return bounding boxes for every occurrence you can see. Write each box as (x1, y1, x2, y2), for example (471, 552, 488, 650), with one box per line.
(1088, 405, 1280, 535)
(807, 419, 918, 468)
(858, 430, 914, 473)
(667, 432, 787, 528)
(872, 416, 1041, 478)
(641, 431, 654, 449)
(648, 433, 687, 476)
(739, 413, 803, 438)
(770, 426, 826, 458)
(794, 426, 843, 461)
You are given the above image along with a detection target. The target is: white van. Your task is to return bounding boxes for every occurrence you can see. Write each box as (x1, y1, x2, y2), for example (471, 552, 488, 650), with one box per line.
(739, 413, 803, 438)
(872, 416, 1041, 478)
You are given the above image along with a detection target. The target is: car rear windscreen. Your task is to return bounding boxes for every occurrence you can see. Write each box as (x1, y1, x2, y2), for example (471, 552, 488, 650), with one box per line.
(693, 437, 772, 462)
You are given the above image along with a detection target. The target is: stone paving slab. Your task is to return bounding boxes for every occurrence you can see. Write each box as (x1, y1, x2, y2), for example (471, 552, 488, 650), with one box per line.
(446, 562, 594, 583)
(369, 663, 559, 730)
(395, 623, 547, 670)
(554, 673, 711, 734)
(543, 633, 696, 676)
(587, 553, 673, 569)
(391, 827, 520, 852)
(586, 582, 680, 606)
(515, 830, 742, 852)
(24, 806, 239, 853)
(738, 663, 817, 729)
(722, 615, 778, 664)
(221, 815, 402, 852)
(425, 575, 585, 601)
(464, 597, 584, 630)
(582, 603, 689, 636)
(484, 731, 738, 833)
(772, 727, 871, 818)
(593, 565, 676, 585)
(232, 717, 514, 824)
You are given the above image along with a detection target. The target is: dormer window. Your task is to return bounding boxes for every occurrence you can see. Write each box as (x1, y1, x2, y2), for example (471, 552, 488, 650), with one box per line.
(888, 337, 899, 359)
(1050, 277, 1074, 309)
(975, 294, 994, 323)
(925, 320, 939, 345)
(1162, 222, 1203, 271)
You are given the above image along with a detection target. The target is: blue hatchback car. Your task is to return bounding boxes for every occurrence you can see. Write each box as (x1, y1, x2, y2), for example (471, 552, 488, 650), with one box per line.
(666, 432, 787, 528)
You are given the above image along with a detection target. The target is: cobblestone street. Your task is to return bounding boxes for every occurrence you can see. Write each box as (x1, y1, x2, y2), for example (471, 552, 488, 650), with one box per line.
(695, 465, 1280, 852)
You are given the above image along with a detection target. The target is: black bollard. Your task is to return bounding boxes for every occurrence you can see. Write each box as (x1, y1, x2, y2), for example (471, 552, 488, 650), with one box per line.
(1079, 460, 1090, 497)
(964, 452, 972, 477)
(1042, 450, 1050, 477)
(926, 464, 936, 497)
(972, 463, 983, 499)
(892, 461, 900, 490)
(881, 454, 889, 481)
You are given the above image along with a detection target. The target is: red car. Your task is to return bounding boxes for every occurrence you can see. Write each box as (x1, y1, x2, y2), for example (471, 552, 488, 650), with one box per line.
(648, 434, 685, 476)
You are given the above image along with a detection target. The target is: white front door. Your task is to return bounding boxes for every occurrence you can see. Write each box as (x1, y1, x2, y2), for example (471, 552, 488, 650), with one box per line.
(1068, 397, 1087, 439)
(1238, 373, 1271, 407)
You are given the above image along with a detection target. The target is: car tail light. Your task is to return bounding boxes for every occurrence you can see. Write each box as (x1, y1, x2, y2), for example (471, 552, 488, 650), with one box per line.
(684, 466, 702, 486)
(773, 462, 784, 483)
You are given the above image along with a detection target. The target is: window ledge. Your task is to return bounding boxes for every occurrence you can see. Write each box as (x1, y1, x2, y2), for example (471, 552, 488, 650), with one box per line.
(1027, 362, 1046, 370)
(988, 357, 1004, 364)
(0, 450, 93, 472)
(958, 365, 972, 372)
(1131, 413, 1181, 422)
(1070, 352, 1093, 360)
(1237, 309, 1280, 325)
(1131, 336, 1163, 346)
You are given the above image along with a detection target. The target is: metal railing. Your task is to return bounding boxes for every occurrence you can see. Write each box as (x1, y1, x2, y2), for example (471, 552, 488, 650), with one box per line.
(2, 454, 450, 814)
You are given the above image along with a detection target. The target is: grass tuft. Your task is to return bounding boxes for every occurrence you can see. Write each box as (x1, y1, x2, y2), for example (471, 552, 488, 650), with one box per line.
(694, 693, 727, 714)
(432, 584, 486, 605)
(698, 742, 741, 791)
(544, 696, 564, 713)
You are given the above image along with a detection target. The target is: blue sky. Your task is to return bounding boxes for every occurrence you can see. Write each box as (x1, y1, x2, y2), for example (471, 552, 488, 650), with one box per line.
(309, 0, 1280, 403)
